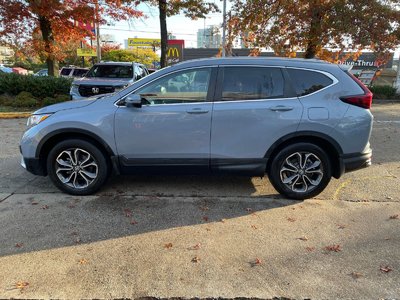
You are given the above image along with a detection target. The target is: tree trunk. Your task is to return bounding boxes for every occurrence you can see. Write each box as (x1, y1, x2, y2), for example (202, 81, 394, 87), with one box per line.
(158, 0, 168, 68)
(38, 15, 58, 76)
(304, 3, 323, 59)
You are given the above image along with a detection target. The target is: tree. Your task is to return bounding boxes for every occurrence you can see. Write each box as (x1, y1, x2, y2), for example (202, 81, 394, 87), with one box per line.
(0, 0, 142, 76)
(102, 49, 159, 66)
(229, 0, 400, 61)
(145, 0, 219, 68)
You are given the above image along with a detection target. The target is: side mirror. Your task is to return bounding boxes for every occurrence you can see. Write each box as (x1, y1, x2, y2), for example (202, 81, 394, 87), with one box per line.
(125, 94, 142, 108)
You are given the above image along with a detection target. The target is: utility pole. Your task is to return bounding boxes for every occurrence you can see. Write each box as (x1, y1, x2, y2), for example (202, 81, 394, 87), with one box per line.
(95, 0, 101, 63)
(221, 0, 227, 57)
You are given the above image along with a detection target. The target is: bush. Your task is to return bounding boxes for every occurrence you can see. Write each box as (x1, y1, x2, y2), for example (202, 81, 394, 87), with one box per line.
(0, 73, 72, 99)
(12, 91, 38, 108)
(0, 94, 14, 106)
(369, 85, 398, 99)
(42, 94, 70, 107)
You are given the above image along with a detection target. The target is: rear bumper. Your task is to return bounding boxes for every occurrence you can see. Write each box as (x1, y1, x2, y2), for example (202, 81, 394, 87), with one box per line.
(343, 149, 372, 173)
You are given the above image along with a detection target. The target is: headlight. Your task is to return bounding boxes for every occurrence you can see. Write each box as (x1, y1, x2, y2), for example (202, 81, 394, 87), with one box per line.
(70, 84, 79, 93)
(114, 84, 128, 92)
(27, 114, 52, 128)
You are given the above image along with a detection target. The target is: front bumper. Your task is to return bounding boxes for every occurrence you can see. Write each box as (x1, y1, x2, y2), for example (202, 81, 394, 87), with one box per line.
(20, 156, 47, 176)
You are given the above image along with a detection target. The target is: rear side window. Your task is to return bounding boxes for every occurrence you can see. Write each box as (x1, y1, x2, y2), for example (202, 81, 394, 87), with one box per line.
(287, 69, 333, 96)
(60, 68, 72, 76)
(221, 67, 285, 101)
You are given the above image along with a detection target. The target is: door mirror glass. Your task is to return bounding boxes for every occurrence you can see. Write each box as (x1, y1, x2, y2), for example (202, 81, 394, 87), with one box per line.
(125, 94, 142, 108)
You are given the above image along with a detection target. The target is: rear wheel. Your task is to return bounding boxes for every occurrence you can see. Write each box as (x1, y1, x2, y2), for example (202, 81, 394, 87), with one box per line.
(46, 139, 109, 195)
(268, 143, 331, 200)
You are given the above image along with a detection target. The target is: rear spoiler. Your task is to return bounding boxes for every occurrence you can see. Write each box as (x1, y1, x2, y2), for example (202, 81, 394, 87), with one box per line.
(338, 64, 353, 72)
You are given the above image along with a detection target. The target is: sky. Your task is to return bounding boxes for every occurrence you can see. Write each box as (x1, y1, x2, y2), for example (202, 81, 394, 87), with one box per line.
(100, 1, 228, 48)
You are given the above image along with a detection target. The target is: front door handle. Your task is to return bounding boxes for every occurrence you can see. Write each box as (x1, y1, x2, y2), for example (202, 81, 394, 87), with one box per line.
(186, 108, 209, 114)
(269, 105, 294, 112)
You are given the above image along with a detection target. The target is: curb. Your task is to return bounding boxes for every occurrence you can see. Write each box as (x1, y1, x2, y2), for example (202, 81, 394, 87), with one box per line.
(0, 112, 31, 119)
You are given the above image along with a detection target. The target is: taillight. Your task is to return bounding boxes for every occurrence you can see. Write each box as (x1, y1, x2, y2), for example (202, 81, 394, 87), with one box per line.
(340, 72, 373, 109)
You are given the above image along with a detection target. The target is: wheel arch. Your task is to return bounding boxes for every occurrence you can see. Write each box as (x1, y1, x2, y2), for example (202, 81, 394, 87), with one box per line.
(265, 131, 344, 179)
(36, 128, 116, 175)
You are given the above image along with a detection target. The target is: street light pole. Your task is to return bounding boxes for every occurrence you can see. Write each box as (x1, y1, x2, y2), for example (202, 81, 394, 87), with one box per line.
(95, 0, 101, 63)
(221, 0, 227, 57)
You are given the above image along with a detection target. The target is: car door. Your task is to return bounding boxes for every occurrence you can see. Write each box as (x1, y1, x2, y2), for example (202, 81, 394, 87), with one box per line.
(210, 66, 303, 175)
(114, 67, 217, 174)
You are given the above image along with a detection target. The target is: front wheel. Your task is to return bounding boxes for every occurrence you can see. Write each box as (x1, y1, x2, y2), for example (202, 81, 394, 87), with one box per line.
(268, 143, 332, 200)
(46, 139, 109, 195)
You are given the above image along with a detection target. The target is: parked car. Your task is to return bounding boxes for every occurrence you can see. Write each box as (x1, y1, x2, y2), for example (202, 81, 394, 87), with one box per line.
(0, 65, 13, 73)
(60, 66, 89, 78)
(20, 57, 373, 199)
(34, 69, 48, 76)
(70, 62, 149, 100)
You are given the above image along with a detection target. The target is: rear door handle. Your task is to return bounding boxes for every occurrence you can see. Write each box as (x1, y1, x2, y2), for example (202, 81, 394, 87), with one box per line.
(186, 108, 209, 114)
(269, 105, 294, 112)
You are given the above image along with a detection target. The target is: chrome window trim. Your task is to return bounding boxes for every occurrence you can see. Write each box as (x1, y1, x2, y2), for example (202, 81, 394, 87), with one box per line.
(285, 67, 339, 98)
(114, 66, 217, 107)
(214, 97, 299, 105)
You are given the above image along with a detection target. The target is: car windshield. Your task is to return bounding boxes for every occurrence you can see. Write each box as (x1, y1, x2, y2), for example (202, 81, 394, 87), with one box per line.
(86, 65, 133, 79)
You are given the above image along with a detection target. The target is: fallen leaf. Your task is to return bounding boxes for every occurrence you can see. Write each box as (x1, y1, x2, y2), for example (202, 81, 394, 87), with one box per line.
(287, 217, 296, 222)
(164, 243, 173, 249)
(70, 231, 78, 236)
(251, 225, 258, 230)
(188, 243, 201, 250)
(199, 206, 209, 211)
(124, 208, 132, 218)
(386, 196, 393, 200)
(205, 228, 211, 231)
(337, 224, 347, 229)
(384, 237, 391, 240)
(15, 281, 29, 289)
(306, 246, 315, 252)
(15, 243, 23, 248)
(192, 256, 200, 263)
(245, 208, 253, 212)
(31, 201, 38, 205)
(324, 244, 342, 252)
(41, 205, 49, 210)
(130, 219, 138, 225)
(389, 214, 399, 220)
(74, 237, 81, 244)
(202, 216, 209, 222)
(67, 203, 76, 208)
(220, 218, 226, 223)
(350, 272, 363, 279)
(380, 265, 393, 273)
(299, 236, 308, 241)
(250, 258, 262, 267)
(78, 259, 88, 264)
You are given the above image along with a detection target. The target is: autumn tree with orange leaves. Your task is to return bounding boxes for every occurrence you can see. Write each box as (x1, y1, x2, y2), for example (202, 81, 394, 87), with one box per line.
(229, 0, 400, 62)
(0, 0, 142, 76)
(145, 0, 219, 68)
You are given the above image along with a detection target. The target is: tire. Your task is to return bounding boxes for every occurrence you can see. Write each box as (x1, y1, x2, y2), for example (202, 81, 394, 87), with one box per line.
(46, 139, 109, 195)
(268, 143, 332, 200)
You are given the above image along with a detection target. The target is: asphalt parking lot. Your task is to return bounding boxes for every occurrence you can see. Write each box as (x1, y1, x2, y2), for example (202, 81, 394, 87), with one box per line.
(0, 102, 399, 299)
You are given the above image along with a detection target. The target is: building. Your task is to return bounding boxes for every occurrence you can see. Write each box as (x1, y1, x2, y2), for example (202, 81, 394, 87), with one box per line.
(197, 25, 221, 48)
(0, 46, 13, 64)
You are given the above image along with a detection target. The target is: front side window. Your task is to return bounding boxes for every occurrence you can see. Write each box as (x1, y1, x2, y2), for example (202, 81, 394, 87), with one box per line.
(287, 69, 334, 96)
(86, 65, 133, 79)
(135, 68, 212, 105)
(221, 67, 285, 101)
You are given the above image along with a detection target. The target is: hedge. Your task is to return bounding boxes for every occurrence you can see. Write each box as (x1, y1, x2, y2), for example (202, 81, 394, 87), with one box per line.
(0, 73, 72, 99)
(369, 85, 398, 100)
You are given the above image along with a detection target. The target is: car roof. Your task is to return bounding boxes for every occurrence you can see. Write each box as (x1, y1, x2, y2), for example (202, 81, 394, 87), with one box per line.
(95, 62, 135, 66)
(171, 57, 338, 72)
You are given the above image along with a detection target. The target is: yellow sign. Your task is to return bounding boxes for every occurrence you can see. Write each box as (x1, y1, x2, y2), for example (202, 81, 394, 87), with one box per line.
(77, 48, 97, 57)
(167, 47, 180, 57)
(128, 38, 161, 48)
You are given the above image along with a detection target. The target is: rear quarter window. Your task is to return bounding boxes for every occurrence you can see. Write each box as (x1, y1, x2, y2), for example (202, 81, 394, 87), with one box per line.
(287, 69, 333, 96)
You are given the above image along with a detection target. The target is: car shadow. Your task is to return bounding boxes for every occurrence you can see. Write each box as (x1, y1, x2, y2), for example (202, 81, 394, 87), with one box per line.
(0, 174, 300, 257)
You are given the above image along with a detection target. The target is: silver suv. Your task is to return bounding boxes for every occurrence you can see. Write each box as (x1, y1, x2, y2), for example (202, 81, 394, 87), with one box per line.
(70, 62, 149, 100)
(20, 57, 373, 199)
